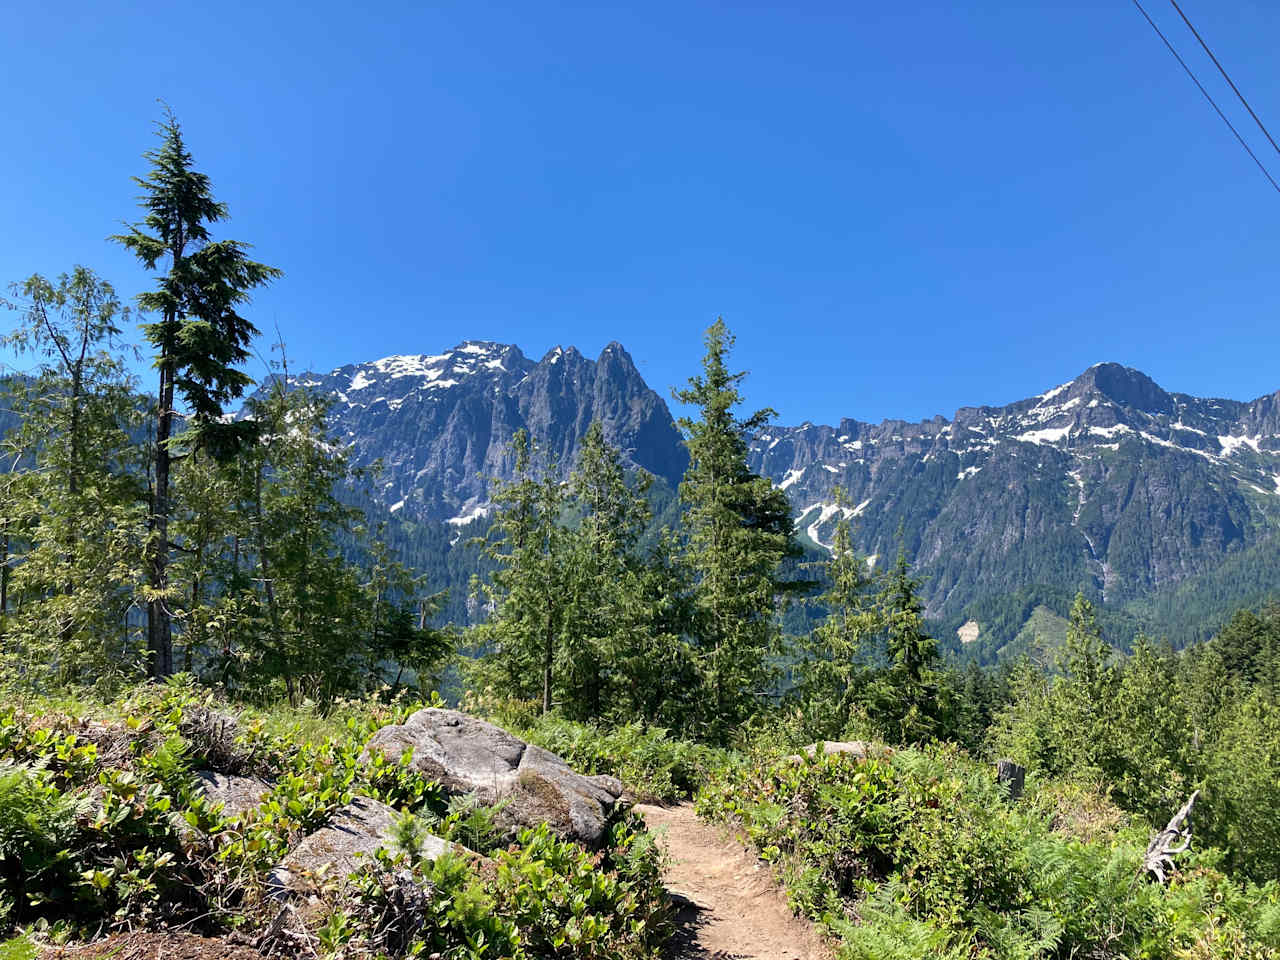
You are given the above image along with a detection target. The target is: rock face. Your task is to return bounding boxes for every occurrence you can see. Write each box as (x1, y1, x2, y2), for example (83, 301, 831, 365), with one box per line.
(194, 771, 272, 819)
(270, 797, 461, 896)
(362, 709, 625, 848)
(271, 340, 687, 526)
(747, 362, 1280, 655)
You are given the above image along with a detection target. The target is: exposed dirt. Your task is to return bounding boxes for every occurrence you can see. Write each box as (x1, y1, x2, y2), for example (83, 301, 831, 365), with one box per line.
(637, 803, 833, 960)
(40, 932, 270, 960)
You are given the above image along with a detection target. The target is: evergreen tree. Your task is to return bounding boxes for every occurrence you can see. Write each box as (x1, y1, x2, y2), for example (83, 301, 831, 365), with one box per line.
(794, 488, 880, 739)
(113, 107, 280, 678)
(469, 430, 571, 714)
(673, 319, 801, 741)
(868, 545, 941, 743)
(560, 421, 653, 719)
(242, 377, 367, 702)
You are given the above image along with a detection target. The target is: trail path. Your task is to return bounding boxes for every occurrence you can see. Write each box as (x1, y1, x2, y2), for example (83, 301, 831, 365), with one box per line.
(636, 803, 833, 960)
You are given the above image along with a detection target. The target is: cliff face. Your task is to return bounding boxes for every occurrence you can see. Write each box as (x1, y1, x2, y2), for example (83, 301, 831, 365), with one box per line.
(282, 340, 686, 524)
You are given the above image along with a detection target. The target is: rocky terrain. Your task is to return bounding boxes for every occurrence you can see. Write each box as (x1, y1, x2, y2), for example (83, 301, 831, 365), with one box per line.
(284, 340, 685, 525)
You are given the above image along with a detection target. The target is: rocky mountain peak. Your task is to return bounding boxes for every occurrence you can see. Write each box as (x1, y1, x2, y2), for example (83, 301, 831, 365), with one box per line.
(1066, 363, 1174, 415)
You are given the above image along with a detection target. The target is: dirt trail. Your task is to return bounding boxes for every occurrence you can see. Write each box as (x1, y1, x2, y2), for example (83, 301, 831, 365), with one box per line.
(636, 803, 833, 960)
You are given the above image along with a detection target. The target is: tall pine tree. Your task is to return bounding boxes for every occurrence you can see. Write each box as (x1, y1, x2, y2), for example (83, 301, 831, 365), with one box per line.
(113, 107, 280, 677)
(674, 319, 801, 741)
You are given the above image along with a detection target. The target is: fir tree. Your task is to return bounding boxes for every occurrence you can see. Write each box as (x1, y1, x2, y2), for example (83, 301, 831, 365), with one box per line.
(673, 319, 801, 740)
(113, 107, 280, 678)
(470, 430, 570, 714)
(795, 488, 880, 739)
(872, 545, 941, 743)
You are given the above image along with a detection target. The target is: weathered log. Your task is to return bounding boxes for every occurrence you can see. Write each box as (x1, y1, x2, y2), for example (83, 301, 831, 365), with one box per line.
(1141, 790, 1199, 884)
(996, 759, 1025, 800)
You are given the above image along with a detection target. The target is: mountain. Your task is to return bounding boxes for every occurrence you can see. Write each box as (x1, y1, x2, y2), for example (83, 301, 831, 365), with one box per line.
(747, 362, 1280, 657)
(285, 348, 1280, 657)
(286, 340, 687, 525)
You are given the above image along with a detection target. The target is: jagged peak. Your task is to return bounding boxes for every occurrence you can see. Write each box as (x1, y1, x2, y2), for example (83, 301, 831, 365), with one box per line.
(1068, 362, 1173, 415)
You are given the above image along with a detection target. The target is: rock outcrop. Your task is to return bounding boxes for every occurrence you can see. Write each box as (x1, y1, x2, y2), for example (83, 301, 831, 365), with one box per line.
(362, 708, 625, 848)
(270, 797, 462, 896)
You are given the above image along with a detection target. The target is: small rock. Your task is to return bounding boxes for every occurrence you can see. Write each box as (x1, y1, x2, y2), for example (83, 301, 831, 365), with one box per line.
(270, 796, 463, 896)
(194, 770, 272, 819)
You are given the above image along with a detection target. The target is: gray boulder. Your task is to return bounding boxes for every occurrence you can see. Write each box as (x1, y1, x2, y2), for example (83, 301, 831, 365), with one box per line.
(270, 796, 461, 896)
(194, 770, 272, 819)
(788, 740, 892, 763)
(362, 708, 624, 848)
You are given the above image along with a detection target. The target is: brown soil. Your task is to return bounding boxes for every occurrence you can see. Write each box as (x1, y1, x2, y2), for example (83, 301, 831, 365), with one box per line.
(637, 803, 833, 960)
(40, 932, 269, 960)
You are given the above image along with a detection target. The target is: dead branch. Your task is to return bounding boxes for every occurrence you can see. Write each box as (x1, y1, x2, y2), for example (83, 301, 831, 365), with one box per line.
(1140, 790, 1199, 884)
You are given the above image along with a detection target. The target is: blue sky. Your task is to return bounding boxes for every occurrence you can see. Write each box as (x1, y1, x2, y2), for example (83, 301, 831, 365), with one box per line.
(3, 1, 1279, 426)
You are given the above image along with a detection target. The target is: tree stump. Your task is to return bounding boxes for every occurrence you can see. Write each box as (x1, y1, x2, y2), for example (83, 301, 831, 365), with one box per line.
(996, 759, 1025, 800)
(1141, 791, 1199, 884)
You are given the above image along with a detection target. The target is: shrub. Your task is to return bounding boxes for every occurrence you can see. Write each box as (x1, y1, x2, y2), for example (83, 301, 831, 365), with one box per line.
(697, 744, 1280, 959)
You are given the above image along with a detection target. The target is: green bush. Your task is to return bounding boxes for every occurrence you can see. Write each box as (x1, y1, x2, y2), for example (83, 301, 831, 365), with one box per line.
(0, 680, 675, 960)
(697, 745, 1280, 959)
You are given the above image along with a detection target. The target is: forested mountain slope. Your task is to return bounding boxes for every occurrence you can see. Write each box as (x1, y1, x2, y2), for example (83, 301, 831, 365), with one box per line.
(247, 354, 1280, 654)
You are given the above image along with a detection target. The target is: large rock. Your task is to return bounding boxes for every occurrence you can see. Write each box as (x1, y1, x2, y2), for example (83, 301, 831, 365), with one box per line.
(787, 740, 892, 763)
(270, 797, 461, 896)
(194, 770, 272, 819)
(362, 709, 625, 848)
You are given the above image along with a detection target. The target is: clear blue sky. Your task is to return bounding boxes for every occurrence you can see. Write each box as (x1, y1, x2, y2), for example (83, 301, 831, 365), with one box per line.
(3, 1, 1278, 426)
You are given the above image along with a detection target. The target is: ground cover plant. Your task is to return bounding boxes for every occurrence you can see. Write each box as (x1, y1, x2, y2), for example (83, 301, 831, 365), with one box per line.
(696, 745, 1280, 959)
(0, 678, 671, 959)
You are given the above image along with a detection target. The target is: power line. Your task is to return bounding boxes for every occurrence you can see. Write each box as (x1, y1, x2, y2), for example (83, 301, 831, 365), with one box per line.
(1131, 0, 1280, 195)
(1167, 0, 1280, 161)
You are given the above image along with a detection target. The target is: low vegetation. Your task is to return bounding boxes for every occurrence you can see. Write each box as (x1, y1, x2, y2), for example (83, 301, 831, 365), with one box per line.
(697, 748, 1280, 958)
(0, 680, 670, 959)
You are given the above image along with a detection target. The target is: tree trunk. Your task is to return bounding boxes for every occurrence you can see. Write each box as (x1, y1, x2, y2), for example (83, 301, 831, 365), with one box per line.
(253, 461, 291, 702)
(0, 523, 8, 638)
(996, 759, 1026, 800)
(542, 595, 554, 715)
(148, 360, 175, 678)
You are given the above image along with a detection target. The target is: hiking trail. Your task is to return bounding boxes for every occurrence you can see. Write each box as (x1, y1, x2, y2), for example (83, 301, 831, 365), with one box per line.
(636, 803, 833, 960)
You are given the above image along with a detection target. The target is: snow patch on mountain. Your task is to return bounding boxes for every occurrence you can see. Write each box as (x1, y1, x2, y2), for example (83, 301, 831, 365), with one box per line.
(447, 504, 493, 526)
(779, 468, 804, 490)
(1016, 426, 1071, 445)
(1219, 434, 1261, 457)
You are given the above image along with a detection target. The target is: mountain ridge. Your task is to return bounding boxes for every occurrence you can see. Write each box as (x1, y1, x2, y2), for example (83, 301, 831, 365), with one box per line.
(278, 345, 1280, 655)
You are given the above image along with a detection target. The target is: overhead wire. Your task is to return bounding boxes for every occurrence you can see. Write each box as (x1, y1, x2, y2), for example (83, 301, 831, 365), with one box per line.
(1130, 0, 1280, 195)
(1166, 0, 1280, 161)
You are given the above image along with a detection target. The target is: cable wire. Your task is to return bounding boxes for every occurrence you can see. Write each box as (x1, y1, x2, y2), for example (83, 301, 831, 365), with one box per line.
(1167, 0, 1280, 161)
(1131, 0, 1280, 195)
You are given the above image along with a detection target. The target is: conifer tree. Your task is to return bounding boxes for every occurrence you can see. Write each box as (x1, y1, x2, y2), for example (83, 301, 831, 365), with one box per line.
(871, 545, 941, 743)
(560, 421, 653, 719)
(674, 319, 801, 740)
(470, 430, 570, 714)
(795, 489, 880, 738)
(113, 107, 280, 678)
